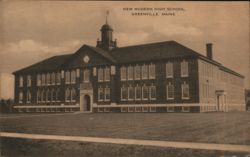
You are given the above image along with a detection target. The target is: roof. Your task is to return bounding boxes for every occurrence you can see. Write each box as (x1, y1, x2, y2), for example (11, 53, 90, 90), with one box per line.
(110, 40, 201, 63)
(13, 40, 244, 78)
(13, 54, 72, 74)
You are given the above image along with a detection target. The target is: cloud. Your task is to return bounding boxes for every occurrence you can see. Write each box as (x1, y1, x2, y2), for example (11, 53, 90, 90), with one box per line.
(0, 39, 87, 73)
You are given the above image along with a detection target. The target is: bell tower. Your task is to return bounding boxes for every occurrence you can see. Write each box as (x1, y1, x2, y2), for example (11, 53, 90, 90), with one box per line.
(96, 11, 117, 51)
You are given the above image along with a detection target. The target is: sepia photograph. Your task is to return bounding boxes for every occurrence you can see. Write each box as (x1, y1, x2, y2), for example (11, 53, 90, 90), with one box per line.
(0, 1, 250, 157)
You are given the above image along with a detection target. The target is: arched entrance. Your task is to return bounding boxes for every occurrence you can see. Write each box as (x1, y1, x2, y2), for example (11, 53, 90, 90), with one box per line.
(83, 95, 91, 112)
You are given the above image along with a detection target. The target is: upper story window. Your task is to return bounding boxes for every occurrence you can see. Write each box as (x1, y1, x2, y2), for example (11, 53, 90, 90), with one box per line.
(166, 62, 173, 78)
(46, 73, 51, 85)
(19, 91, 23, 103)
(71, 70, 76, 84)
(120, 66, 127, 81)
(127, 66, 134, 80)
(98, 68, 104, 82)
(181, 60, 189, 77)
(149, 84, 156, 100)
(166, 82, 174, 100)
(182, 81, 189, 99)
(149, 64, 155, 79)
(104, 67, 110, 82)
(56, 72, 61, 85)
(51, 73, 56, 85)
(37, 74, 41, 86)
(27, 75, 32, 87)
(135, 85, 141, 100)
(142, 65, 148, 79)
(41, 74, 46, 86)
(134, 65, 141, 80)
(83, 69, 90, 83)
(65, 71, 70, 84)
(27, 90, 31, 103)
(19, 76, 23, 87)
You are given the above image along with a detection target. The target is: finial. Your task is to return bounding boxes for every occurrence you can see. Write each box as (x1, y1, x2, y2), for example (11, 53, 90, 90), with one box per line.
(106, 10, 109, 24)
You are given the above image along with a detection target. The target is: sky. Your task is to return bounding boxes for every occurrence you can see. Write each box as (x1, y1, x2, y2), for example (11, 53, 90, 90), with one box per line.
(0, 1, 249, 99)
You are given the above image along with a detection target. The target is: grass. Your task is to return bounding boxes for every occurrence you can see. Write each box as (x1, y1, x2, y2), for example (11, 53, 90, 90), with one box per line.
(1, 137, 249, 157)
(1, 112, 250, 145)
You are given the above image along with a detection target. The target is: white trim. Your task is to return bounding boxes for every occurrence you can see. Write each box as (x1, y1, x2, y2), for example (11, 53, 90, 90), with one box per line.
(14, 105, 79, 109)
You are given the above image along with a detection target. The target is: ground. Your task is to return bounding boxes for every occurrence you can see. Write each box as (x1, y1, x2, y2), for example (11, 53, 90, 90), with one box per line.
(1, 112, 250, 156)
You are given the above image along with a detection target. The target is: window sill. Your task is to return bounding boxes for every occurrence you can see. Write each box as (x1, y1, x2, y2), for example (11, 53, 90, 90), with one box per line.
(181, 75, 189, 77)
(182, 97, 190, 100)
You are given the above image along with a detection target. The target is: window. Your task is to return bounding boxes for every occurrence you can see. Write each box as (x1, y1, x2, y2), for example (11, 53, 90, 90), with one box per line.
(83, 69, 90, 83)
(182, 106, 190, 112)
(19, 76, 23, 87)
(41, 74, 46, 86)
(19, 91, 23, 103)
(182, 82, 189, 99)
(46, 90, 50, 102)
(56, 72, 61, 85)
(37, 90, 41, 103)
(142, 65, 148, 79)
(41, 90, 45, 102)
(149, 64, 155, 79)
(71, 88, 76, 102)
(27, 90, 31, 103)
(149, 85, 156, 100)
(121, 86, 128, 100)
(128, 85, 134, 100)
(167, 83, 174, 100)
(51, 73, 55, 85)
(134, 65, 141, 80)
(51, 89, 54, 102)
(166, 62, 173, 78)
(135, 85, 141, 100)
(127, 66, 134, 80)
(46, 73, 51, 85)
(167, 106, 174, 112)
(65, 71, 70, 84)
(120, 66, 127, 81)
(104, 87, 110, 101)
(56, 89, 60, 102)
(98, 68, 104, 82)
(104, 67, 110, 81)
(142, 85, 149, 100)
(27, 75, 32, 87)
(98, 87, 104, 101)
(37, 74, 41, 86)
(71, 70, 76, 84)
(181, 60, 188, 77)
(65, 88, 71, 102)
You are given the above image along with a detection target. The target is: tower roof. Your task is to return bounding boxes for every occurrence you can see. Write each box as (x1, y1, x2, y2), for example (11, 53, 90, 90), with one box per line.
(101, 24, 113, 31)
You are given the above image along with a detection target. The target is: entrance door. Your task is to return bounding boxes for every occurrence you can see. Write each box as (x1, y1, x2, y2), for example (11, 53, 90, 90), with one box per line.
(83, 95, 91, 111)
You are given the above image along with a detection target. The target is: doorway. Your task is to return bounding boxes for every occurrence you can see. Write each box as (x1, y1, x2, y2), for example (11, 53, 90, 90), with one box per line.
(83, 95, 91, 111)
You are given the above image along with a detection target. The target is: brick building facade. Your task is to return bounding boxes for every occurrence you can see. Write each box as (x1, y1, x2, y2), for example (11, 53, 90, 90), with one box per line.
(13, 22, 245, 113)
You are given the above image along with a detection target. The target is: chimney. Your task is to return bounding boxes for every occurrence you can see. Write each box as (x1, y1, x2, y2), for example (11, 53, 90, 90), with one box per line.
(206, 43, 213, 59)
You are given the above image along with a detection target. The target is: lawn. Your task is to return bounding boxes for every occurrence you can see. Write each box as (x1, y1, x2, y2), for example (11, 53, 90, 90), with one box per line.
(1, 112, 250, 145)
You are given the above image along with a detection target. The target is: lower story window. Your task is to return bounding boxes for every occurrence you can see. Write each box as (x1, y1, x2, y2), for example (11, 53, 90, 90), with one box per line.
(19, 92, 23, 103)
(142, 85, 149, 100)
(121, 86, 128, 101)
(66, 88, 71, 102)
(135, 85, 141, 100)
(128, 86, 134, 100)
(27, 91, 31, 103)
(182, 82, 190, 99)
(104, 87, 110, 101)
(98, 87, 104, 101)
(149, 85, 156, 100)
